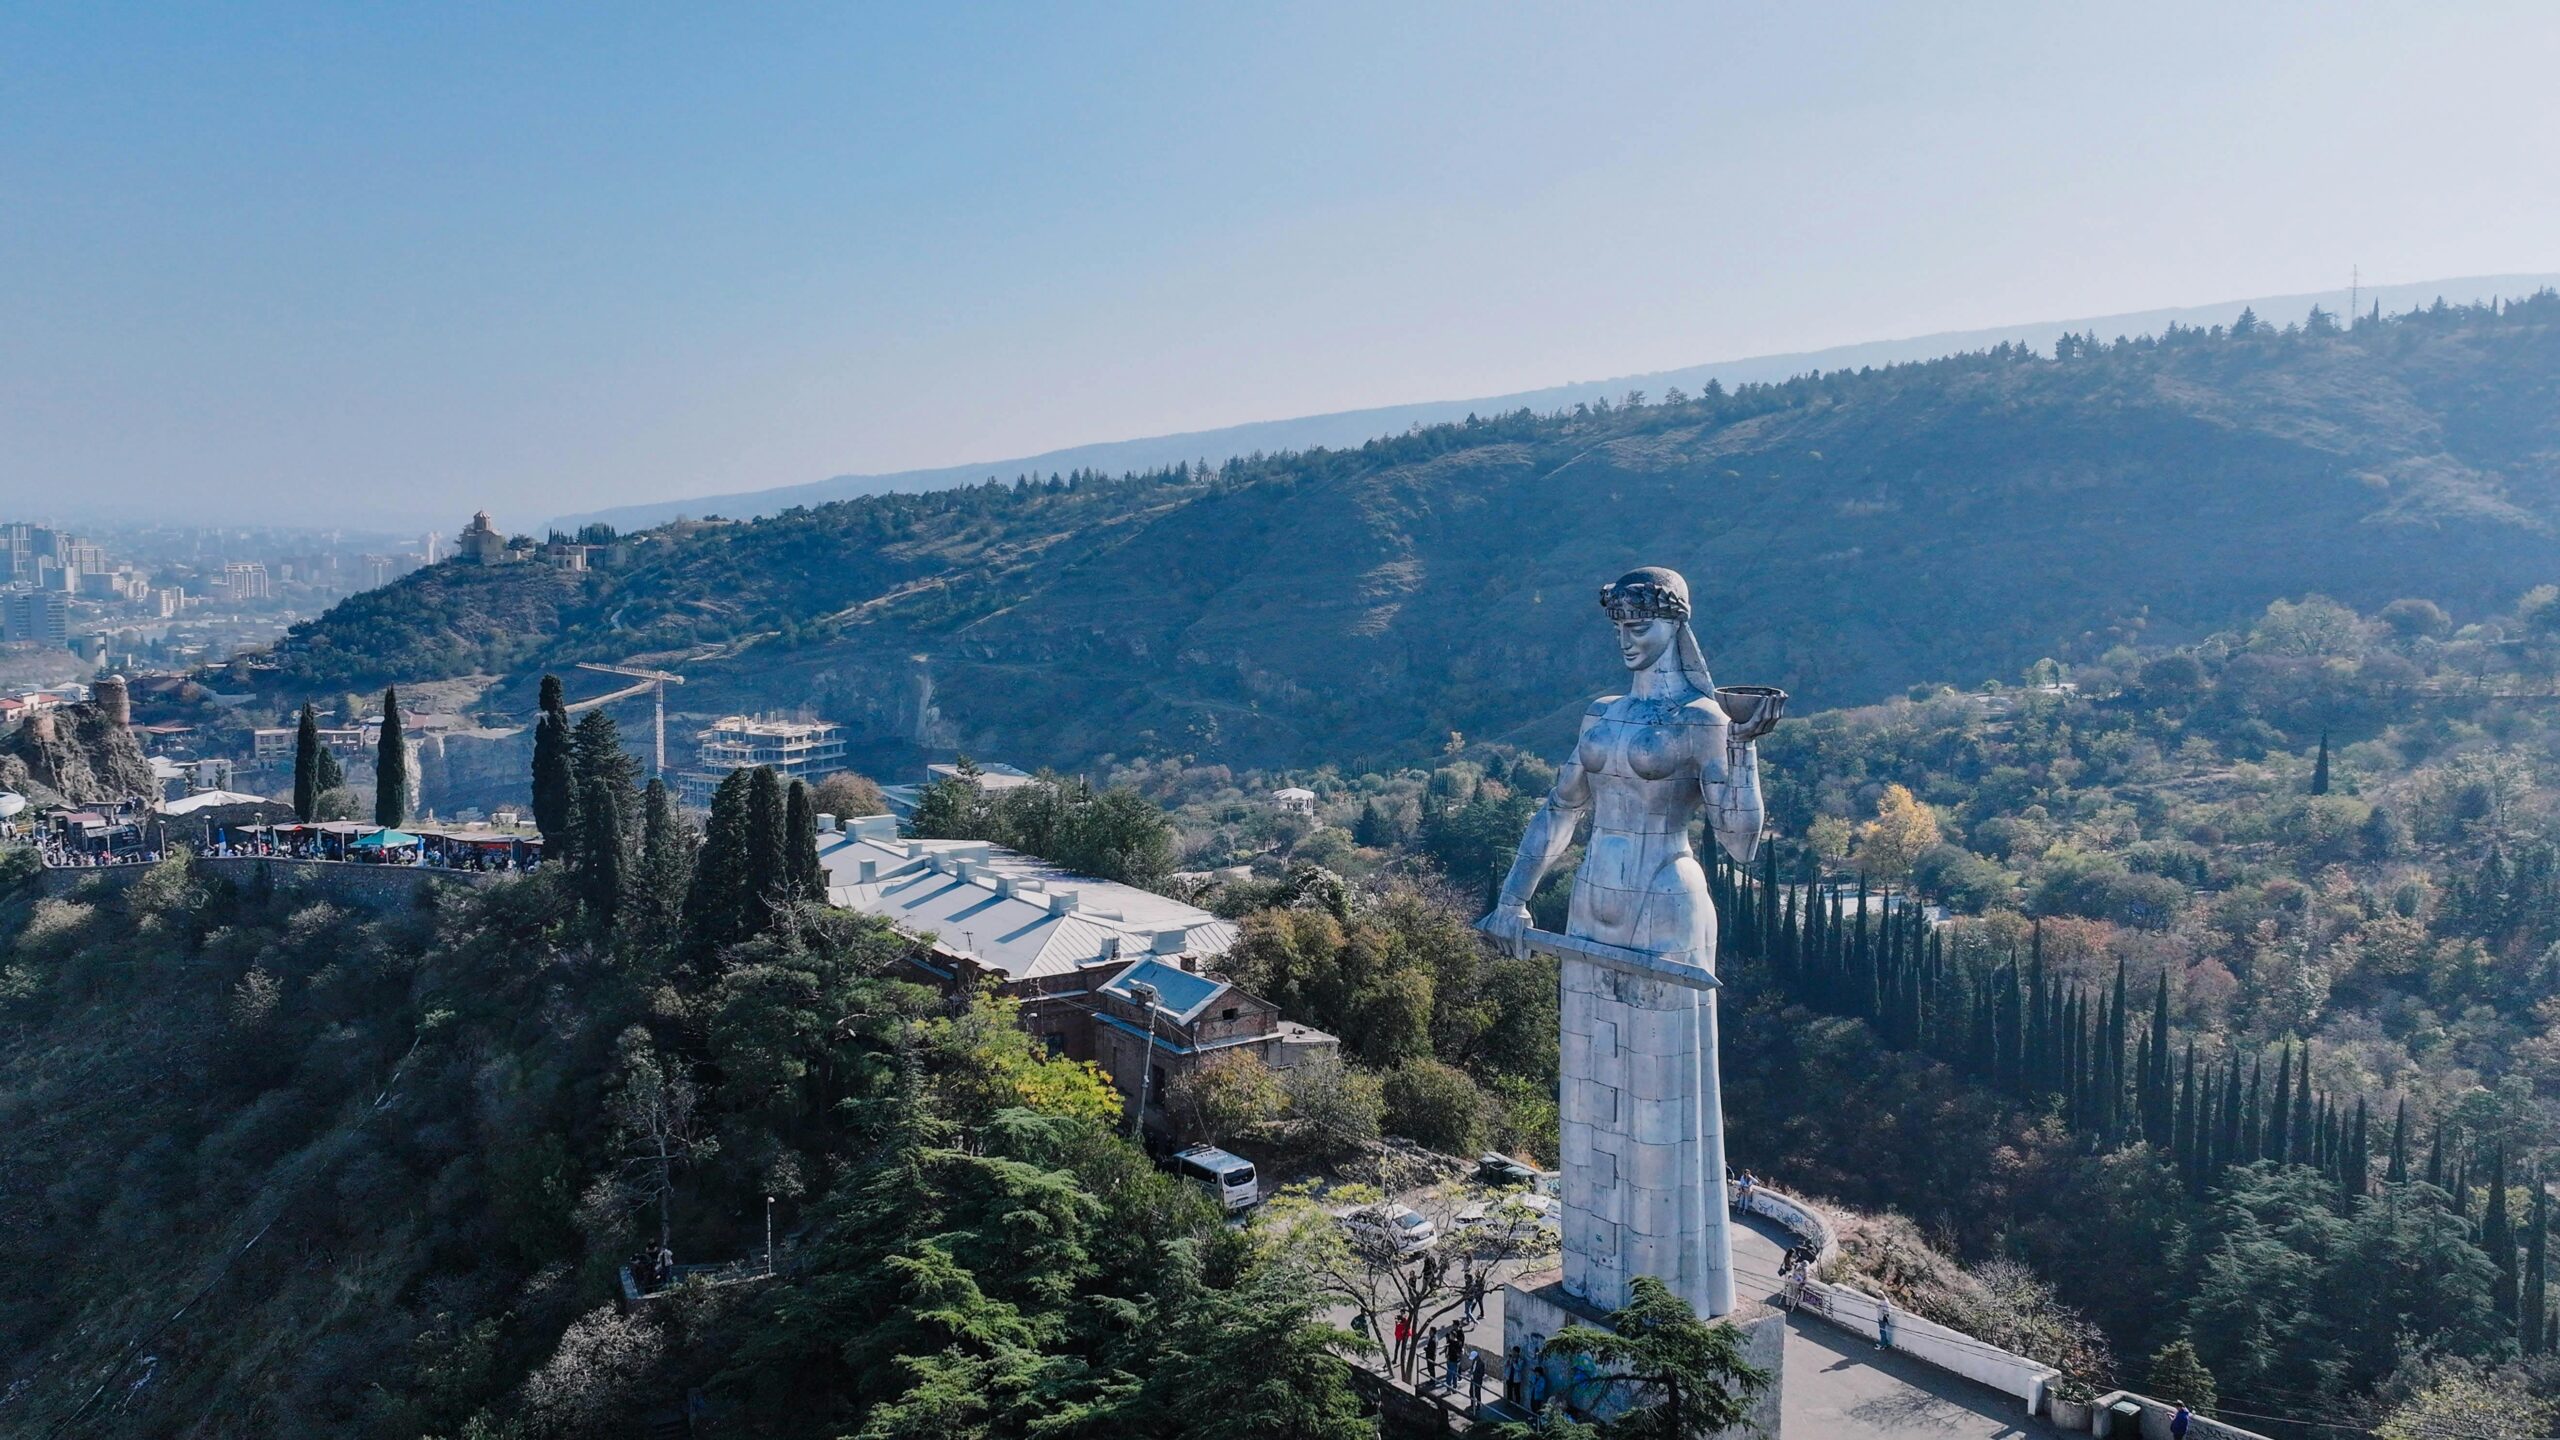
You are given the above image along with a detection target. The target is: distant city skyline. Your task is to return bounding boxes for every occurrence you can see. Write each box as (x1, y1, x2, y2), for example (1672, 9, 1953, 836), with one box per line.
(6, 3, 2556, 529)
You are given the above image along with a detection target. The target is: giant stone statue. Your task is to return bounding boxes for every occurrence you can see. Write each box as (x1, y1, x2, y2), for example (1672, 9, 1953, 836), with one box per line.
(1481, 566, 1782, 1322)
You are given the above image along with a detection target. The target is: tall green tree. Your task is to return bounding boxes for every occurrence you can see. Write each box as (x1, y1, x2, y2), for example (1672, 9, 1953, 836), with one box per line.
(373, 685, 408, 828)
(685, 768, 757, 959)
(746, 765, 787, 905)
(531, 674, 577, 862)
(292, 702, 323, 821)
(631, 778, 695, 941)
(578, 776, 625, 927)
(2488, 1145, 2519, 1330)
(2526, 1178, 2550, 1356)
(571, 708, 642, 823)
(786, 778, 824, 902)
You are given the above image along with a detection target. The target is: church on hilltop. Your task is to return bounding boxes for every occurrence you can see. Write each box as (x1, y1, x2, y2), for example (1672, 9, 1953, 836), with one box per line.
(456, 509, 512, 565)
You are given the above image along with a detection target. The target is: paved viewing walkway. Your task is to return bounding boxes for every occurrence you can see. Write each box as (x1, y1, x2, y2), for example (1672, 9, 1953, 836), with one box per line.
(1325, 1204, 2058, 1437)
(1729, 1215, 2059, 1440)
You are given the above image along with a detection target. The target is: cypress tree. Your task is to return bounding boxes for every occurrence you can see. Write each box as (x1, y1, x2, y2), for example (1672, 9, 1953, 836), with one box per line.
(2027, 952, 2050, 1096)
(2527, 1180, 2550, 1356)
(2489, 1145, 2519, 1328)
(2146, 973, 2174, 1146)
(2211, 1050, 2232, 1173)
(632, 778, 693, 939)
(1995, 961, 2024, 1095)
(2245, 1059, 2265, 1162)
(2311, 729, 2331, 795)
(745, 765, 787, 907)
(532, 675, 578, 863)
(2268, 1047, 2293, 1164)
(373, 686, 408, 828)
(578, 776, 623, 926)
(2293, 1050, 2315, 1167)
(292, 702, 322, 821)
(2174, 1040, 2198, 1186)
(2426, 1126, 2446, 1189)
(683, 769, 755, 961)
(1761, 844, 1781, 968)
(2387, 1100, 2409, 1184)
(2107, 960, 2130, 1138)
(2217, 1053, 2244, 1174)
(2346, 1098, 2370, 1199)
(786, 778, 824, 901)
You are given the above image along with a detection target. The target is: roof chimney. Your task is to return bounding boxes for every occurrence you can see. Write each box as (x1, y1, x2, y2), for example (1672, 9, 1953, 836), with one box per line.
(1049, 890, 1081, 916)
(1151, 927, 1189, 955)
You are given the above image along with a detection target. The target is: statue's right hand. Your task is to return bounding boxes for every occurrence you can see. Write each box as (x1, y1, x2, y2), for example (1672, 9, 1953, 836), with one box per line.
(1478, 902, 1534, 960)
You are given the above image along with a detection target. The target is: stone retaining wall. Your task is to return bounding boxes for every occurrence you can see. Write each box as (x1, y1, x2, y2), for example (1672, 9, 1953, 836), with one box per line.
(1744, 1184, 2057, 1415)
(2087, 1391, 2271, 1440)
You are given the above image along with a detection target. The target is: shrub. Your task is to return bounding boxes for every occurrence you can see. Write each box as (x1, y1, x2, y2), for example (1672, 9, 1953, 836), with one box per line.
(1380, 1058, 1489, 1155)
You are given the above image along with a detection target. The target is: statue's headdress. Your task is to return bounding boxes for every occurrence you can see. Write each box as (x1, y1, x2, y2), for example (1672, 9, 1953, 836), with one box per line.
(1599, 566, 1691, 623)
(1598, 565, 1716, 697)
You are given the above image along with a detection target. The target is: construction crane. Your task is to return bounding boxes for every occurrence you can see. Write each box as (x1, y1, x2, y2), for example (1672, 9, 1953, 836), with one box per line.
(573, 662, 687, 777)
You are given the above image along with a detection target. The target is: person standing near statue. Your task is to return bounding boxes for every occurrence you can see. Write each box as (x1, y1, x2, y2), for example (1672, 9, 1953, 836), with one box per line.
(1482, 566, 1779, 1323)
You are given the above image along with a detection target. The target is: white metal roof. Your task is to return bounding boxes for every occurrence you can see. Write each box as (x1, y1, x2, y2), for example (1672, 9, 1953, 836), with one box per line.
(817, 822, 1236, 982)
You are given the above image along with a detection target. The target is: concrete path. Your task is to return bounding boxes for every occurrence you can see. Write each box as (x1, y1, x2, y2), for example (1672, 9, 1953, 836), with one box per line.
(1729, 1215, 2060, 1440)
(1316, 1201, 2059, 1437)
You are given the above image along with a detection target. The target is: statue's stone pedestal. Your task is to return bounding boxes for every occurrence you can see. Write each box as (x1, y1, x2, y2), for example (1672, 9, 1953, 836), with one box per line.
(1501, 1269, 1785, 1438)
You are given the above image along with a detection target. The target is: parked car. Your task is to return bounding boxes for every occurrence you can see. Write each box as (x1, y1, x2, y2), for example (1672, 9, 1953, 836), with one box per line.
(1455, 1190, 1561, 1245)
(1476, 1152, 1542, 1187)
(1340, 1202, 1439, 1256)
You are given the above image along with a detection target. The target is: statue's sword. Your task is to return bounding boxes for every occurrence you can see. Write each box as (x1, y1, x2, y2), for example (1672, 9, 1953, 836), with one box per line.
(1480, 921, 1722, 993)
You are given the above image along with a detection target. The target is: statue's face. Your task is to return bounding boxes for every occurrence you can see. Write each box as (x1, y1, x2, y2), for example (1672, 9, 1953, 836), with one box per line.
(1615, 617, 1676, 671)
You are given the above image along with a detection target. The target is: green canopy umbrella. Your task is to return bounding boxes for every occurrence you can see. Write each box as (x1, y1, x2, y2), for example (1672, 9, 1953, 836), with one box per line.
(351, 828, 422, 849)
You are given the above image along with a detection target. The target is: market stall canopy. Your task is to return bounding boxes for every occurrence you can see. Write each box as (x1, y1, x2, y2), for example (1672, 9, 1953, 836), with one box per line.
(161, 789, 275, 814)
(351, 829, 423, 849)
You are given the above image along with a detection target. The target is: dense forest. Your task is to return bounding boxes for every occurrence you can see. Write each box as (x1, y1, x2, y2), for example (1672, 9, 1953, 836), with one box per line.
(253, 294, 2560, 771)
(0, 712, 1386, 1439)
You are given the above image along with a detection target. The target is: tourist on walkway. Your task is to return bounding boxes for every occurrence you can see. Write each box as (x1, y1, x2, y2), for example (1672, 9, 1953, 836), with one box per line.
(1393, 1311, 1411, 1371)
(1468, 1353, 1485, 1414)
(1444, 1327, 1464, 1392)
(1504, 1345, 1525, 1405)
(2170, 1403, 2192, 1439)
(1876, 1301, 1895, 1352)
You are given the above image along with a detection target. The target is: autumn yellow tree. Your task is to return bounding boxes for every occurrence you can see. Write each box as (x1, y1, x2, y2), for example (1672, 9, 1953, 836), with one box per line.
(1858, 784, 1942, 885)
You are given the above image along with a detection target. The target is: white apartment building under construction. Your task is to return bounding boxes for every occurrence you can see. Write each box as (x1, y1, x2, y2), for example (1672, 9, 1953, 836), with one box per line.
(678, 714, 847, 804)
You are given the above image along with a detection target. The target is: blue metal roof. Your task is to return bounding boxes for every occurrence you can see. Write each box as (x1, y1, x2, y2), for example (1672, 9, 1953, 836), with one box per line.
(1100, 957, 1226, 1023)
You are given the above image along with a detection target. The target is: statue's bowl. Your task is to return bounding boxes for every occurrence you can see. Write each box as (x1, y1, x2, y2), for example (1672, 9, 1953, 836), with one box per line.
(1715, 685, 1788, 741)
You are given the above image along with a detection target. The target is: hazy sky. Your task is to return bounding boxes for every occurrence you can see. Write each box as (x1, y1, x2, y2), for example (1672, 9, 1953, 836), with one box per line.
(5, 3, 2556, 529)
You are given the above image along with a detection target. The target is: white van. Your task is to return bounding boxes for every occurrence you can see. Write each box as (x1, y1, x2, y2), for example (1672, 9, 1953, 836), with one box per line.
(1171, 1145, 1259, 1211)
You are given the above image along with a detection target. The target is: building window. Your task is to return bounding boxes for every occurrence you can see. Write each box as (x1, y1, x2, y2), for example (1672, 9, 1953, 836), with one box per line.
(1221, 1007, 1239, 1021)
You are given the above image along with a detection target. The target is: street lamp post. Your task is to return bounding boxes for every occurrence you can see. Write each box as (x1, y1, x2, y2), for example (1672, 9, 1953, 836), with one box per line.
(765, 1194, 775, 1275)
(1127, 980, 1161, 1142)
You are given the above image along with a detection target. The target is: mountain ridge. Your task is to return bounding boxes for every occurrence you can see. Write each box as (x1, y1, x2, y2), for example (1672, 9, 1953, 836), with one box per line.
(261, 293, 2560, 779)
(550, 273, 2560, 531)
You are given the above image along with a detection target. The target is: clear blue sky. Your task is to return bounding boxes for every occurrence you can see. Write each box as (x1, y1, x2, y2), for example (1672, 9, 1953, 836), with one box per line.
(4, 2, 2555, 528)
